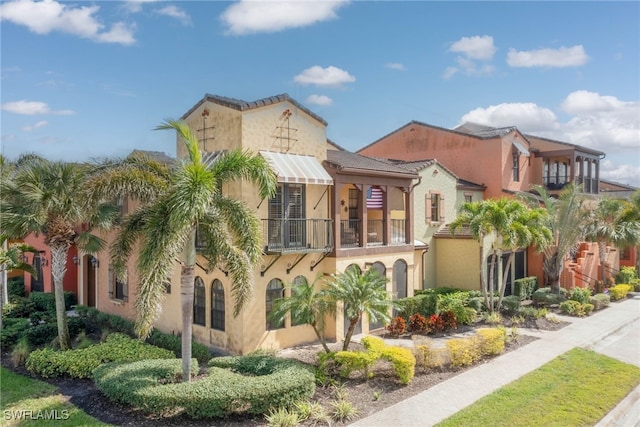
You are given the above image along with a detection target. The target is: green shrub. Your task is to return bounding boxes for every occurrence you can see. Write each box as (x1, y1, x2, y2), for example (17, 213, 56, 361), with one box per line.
(616, 266, 637, 284)
(11, 337, 31, 367)
(95, 355, 314, 418)
(513, 277, 538, 300)
(532, 287, 567, 306)
(609, 284, 632, 301)
(26, 333, 173, 378)
(2, 296, 35, 318)
(396, 293, 438, 319)
(330, 399, 359, 422)
(589, 293, 610, 310)
(1, 318, 31, 349)
(501, 295, 521, 314)
(265, 407, 301, 427)
(468, 297, 486, 312)
(334, 350, 379, 379)
(147, 329, 211, 363)
(559, 300, 592, 317)
(631, 278, 640, 292)
(7, 277, 26, 300)
(24, 316, 85, 347)
(28, 291, 76, 313)
(568, 287, 591, 304)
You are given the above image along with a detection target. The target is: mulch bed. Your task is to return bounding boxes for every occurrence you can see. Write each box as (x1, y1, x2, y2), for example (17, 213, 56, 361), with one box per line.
(1, 316, 569, 427)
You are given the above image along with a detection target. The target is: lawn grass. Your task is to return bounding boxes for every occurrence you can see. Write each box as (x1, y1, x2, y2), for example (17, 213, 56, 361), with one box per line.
(0, 367, 112, 426)
(437, 348, 640, 427)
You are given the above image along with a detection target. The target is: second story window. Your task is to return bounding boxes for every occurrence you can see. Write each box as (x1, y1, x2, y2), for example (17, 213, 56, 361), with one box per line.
(193, 276, 205, 326)
(268, 184, 305, 249)
(427, 192, 444, 224)
(512, 152, 520, 182)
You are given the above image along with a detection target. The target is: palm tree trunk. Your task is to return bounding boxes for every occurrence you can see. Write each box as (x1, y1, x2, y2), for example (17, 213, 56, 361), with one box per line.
(180, 264, 195, 382)
(497, 253, 515, 310)
(598, 240, 607, 283)
(51, 246, 71, 350)
(488, 253, 497, 312)
(343, 316, 360, 351)
(479, 245, 489, 310)
(311, 321, 331, 353)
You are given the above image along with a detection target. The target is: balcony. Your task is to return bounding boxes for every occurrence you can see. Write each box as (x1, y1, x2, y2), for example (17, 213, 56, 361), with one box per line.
(263, 218, 333, 254)
(340, 219, 406, 248)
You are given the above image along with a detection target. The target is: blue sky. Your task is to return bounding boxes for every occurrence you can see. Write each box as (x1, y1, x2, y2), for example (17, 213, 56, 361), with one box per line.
(2, 0, 639, 186)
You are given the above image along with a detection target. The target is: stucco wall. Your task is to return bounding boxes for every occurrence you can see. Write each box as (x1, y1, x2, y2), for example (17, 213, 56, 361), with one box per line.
(435, 237, 481, 291)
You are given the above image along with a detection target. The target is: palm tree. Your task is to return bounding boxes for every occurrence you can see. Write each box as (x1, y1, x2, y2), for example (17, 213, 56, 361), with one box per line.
(326, 267, 395, 351)
(583, 197, 640, 283)
(0, 158, 117, 350)
(108, 119, 276, 382)
(520, 184, 588, 294)
(268, 276, 334, 353)
(495, 206, 552, 309)
(621, 190, 640, 274)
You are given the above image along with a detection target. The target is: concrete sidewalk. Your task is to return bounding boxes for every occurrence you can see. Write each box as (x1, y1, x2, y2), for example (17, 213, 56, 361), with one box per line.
(350, 296, 640, 427)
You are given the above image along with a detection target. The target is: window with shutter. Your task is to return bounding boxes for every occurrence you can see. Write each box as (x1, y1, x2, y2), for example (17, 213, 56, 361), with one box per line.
(439, 194, 445, 222)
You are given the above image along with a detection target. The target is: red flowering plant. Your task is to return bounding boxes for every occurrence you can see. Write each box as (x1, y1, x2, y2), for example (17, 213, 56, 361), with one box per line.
(427, 314, 444, 333)
(441, 310, 458, 331)
(408, 313, 428, 333)
(386, 316, 406, 337)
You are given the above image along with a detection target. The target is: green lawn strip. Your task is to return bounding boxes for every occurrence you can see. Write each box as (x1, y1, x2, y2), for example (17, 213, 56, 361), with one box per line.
(0, 367, 112, 426)
(437, 348, 640, 427)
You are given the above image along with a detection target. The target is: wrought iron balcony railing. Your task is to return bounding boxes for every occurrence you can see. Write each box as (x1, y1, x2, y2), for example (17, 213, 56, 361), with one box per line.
(262, 218, 333, 254)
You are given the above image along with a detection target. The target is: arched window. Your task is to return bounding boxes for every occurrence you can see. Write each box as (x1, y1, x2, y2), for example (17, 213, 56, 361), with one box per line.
(210, 279, 225, 331)
(291, 275, 308, 326)
(193, 277, 206, 326)
(392, 259, 408, 300)
(266, 278, 284, 330)
(369, 262, 387, 330)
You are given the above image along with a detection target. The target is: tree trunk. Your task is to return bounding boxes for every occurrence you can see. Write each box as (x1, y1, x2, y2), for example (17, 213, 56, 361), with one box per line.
(180, 228, 197, 383)
(180, 264, 195, 382)
(342, 315, 360, 351)
(311, 321, 331, 353)
(598, 240, 607, 283)
(488, 252, 497, 312)
(479, 244, 489, 311)
(496, 253, 515, 311)
(51, 245, 71, 350)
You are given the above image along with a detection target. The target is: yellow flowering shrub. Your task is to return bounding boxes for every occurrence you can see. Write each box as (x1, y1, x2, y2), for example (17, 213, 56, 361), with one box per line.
(446, 337, 481, 368)
(476, 328, 506, 356)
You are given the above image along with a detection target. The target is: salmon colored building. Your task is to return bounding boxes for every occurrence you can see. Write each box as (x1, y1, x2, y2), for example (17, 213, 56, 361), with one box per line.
(21, 234, 78, 295)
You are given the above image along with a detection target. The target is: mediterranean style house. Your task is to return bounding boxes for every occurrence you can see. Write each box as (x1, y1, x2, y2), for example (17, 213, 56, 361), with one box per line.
(74, 93, 420, 354)
(16, 94, 636, 355)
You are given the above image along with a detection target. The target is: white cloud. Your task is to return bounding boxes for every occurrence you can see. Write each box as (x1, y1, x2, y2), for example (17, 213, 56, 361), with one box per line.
(123, 0, 158, 14)
(294, 65, 355, 87)
(220, 0, 349, 35)
(445, 35, 496, 78)
(22, 121, 49, 132)
(599, 160, 640, 187)
(0, 0, 136, 45)
(449, 35, 496, 60)
(506, 45, 588, 68)
(306, 94, 332, 106)
(461, 103, 559, 134)
(1, 100, 74, 116)
(155, 5, 192, 26)
(385, 62, 406, 71)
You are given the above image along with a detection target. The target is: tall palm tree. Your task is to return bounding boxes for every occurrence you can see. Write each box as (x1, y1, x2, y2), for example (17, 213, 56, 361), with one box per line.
(495, 205, 552, 309)
(621, 190, 640, 274)
(0, 158, 117, 349)
(520, 184, 588, 293)
(269, 276, 334, 353)
(583, 197, 640, 283)
(109, 119, 276, 382)
(326, 267, 395, 351)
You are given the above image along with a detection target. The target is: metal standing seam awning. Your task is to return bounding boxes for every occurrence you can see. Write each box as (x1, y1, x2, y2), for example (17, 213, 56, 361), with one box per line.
(512, 139, 530, 157)
(259, 151, 333, 185)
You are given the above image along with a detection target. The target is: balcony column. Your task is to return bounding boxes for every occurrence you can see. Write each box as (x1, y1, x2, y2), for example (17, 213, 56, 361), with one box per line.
(333, 182, 343, 249)
(382, 186, 389, 245)
(594, 159, 599, 194)
(570, 154, 576, 183)
(360, 185, 368, 247)
(406, 187, 413, 245)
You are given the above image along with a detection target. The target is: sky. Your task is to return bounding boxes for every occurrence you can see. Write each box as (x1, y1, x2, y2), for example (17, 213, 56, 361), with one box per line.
(1, 0, 639, 187)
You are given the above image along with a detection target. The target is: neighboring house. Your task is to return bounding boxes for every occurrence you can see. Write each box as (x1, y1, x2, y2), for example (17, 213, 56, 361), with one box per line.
(386, 159, 484, 290)
(79, 93, 419, 354)
(357, 120, 615, 293)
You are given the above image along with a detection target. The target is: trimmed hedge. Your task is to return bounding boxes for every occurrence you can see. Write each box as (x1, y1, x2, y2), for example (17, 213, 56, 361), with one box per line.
(513, 277, 538, 301)
(94, 355, 315, 418)
(362, 336, 415, 385)
(24, 317, 85, 347)
(26, 333, 173, 378)
(532, 287, 567, 306)
(75, 305, 211, 362)
(501, 295, 521, 314)
(559, 300, 594, 317)
(396, 293, 438, 320)
(29, 291, 76, 313)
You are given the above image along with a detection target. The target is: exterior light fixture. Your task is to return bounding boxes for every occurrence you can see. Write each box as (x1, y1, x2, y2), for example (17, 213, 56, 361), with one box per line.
(90, 256, 99, 268)
(73, 255, 79, 265)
